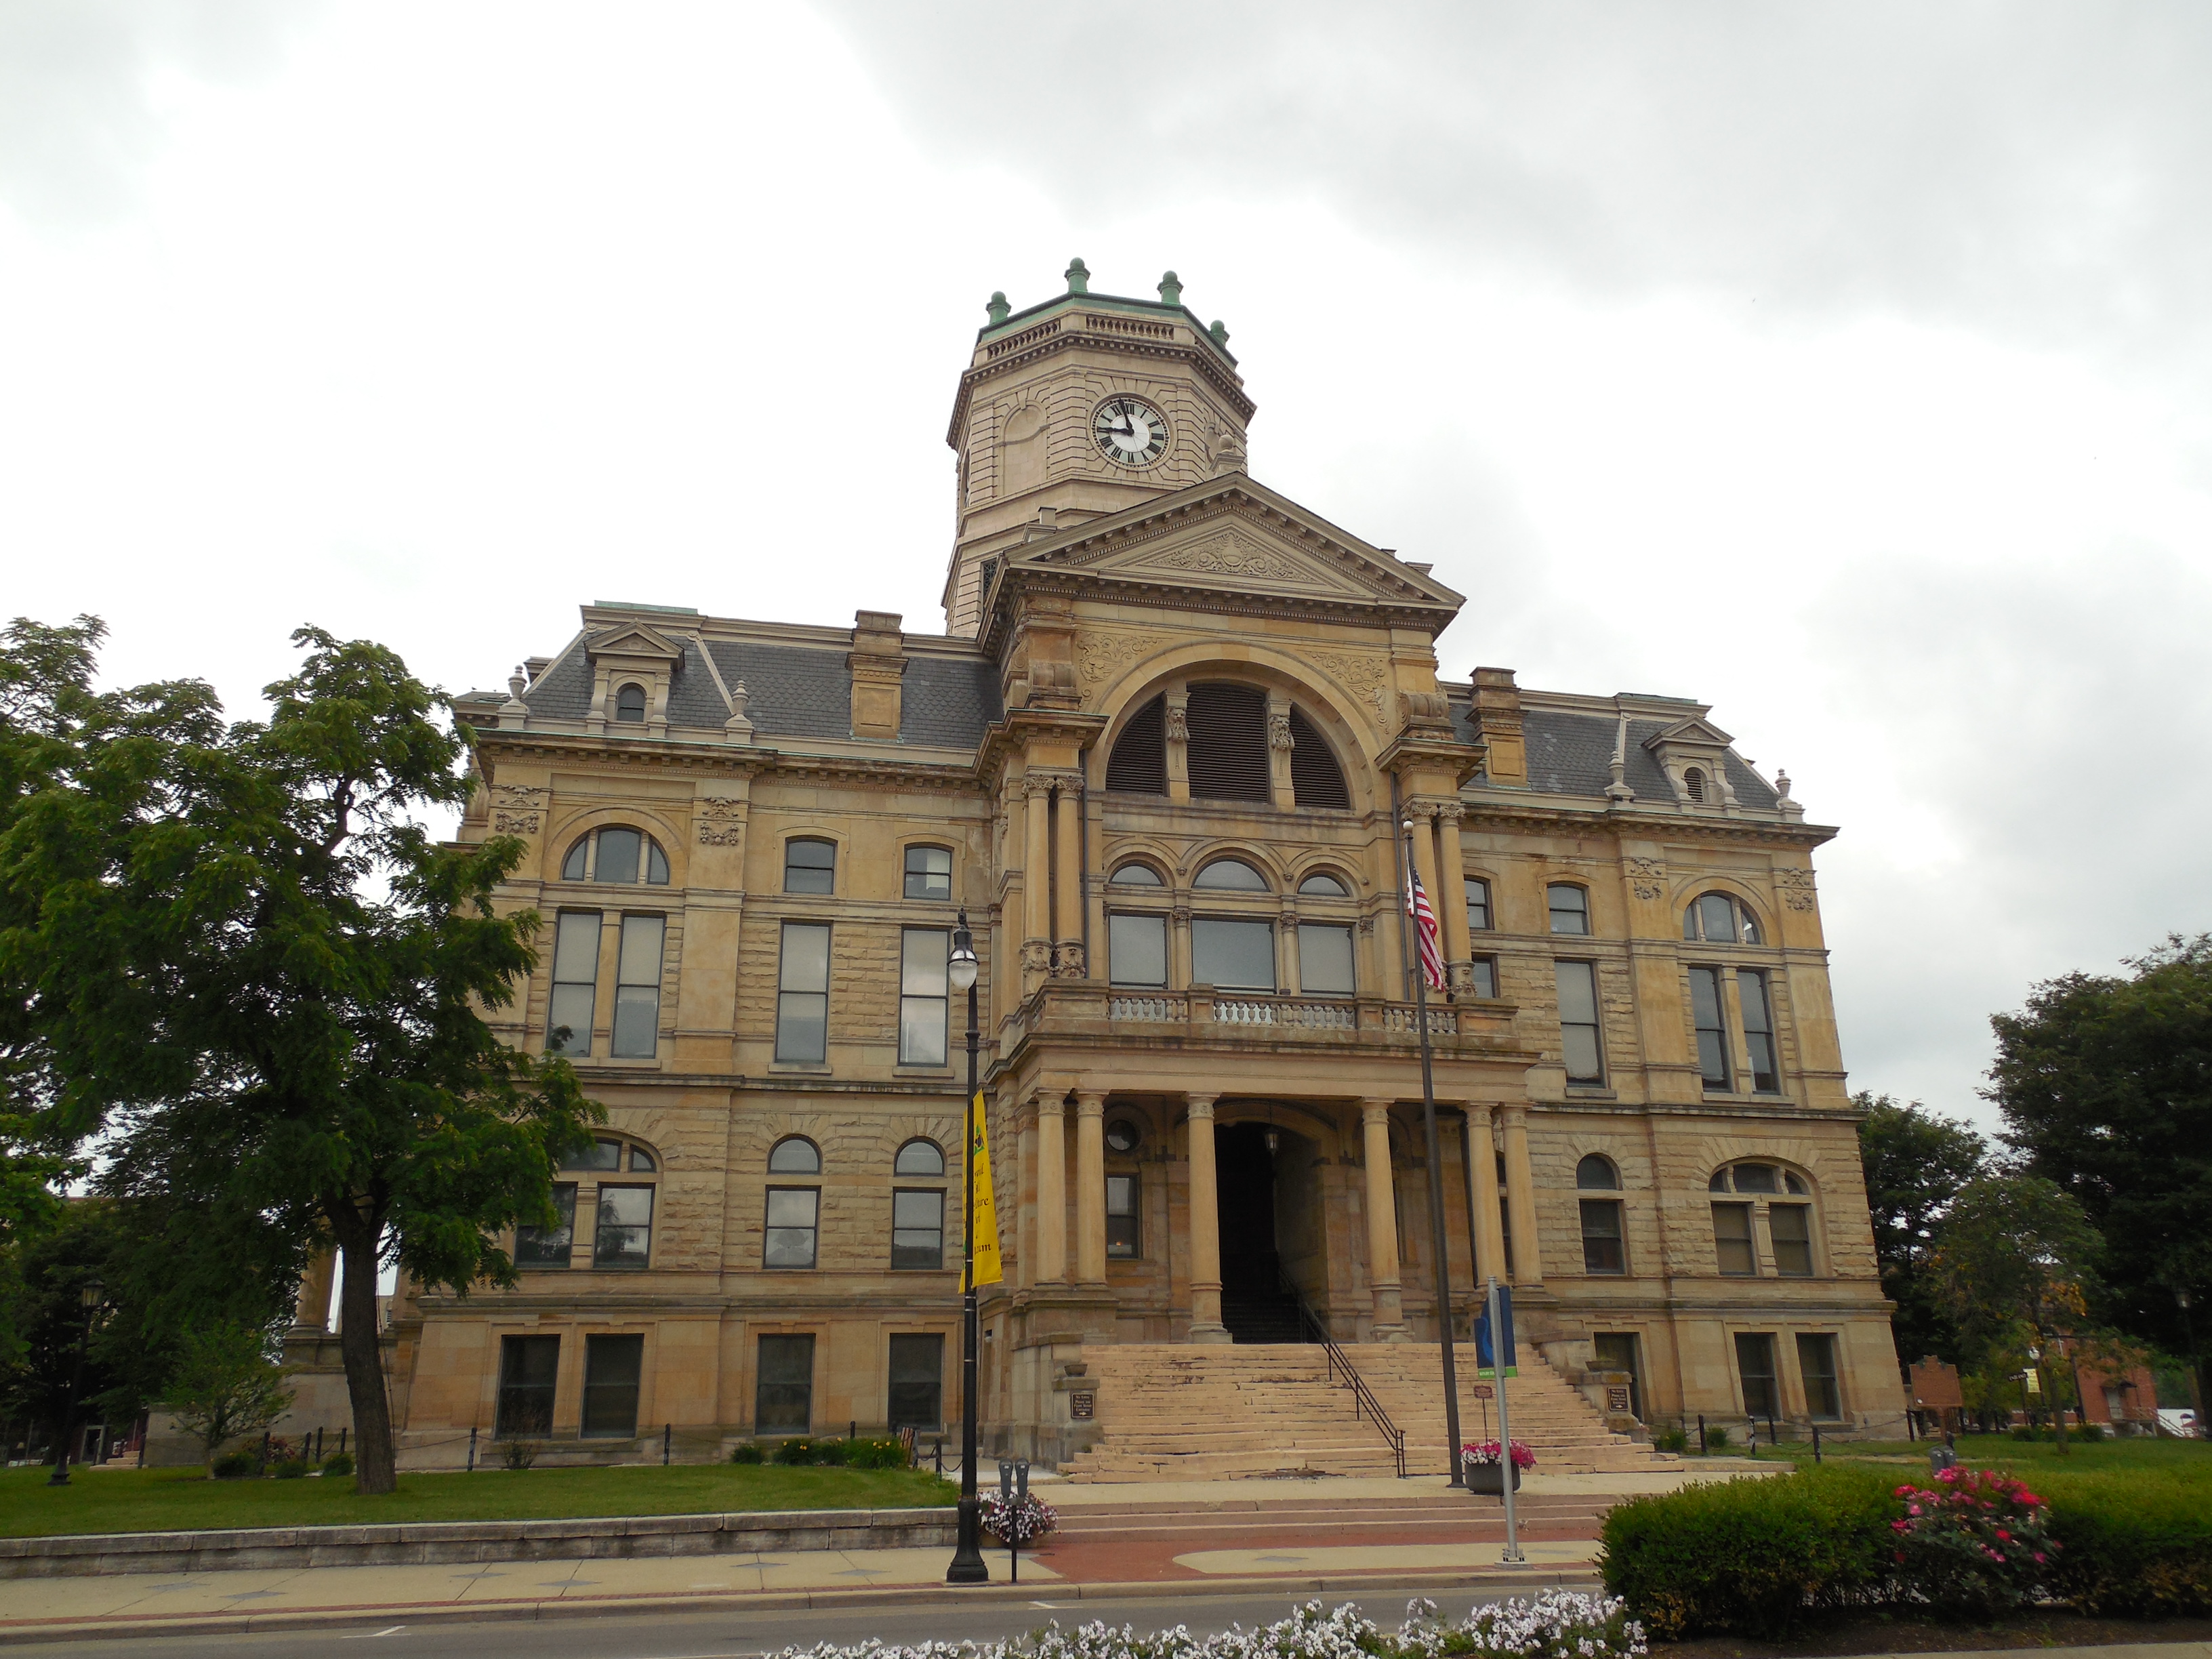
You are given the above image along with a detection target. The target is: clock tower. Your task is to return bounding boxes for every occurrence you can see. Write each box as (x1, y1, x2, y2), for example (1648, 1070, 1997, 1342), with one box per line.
(941, 259, 1254, 637)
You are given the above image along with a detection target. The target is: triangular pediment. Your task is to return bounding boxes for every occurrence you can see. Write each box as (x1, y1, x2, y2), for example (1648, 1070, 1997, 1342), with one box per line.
(1002, 476, 1464, 615)
(585, 623, 684, 663)
(1643, 716, 1734, 750)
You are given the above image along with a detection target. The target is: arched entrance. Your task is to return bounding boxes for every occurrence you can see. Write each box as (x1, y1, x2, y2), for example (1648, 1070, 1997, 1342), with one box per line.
(1212, 1122, 1328, 1343)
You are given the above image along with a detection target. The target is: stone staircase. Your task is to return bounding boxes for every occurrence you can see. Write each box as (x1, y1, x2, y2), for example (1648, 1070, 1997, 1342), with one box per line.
(1061, 1342, 1677, 1481)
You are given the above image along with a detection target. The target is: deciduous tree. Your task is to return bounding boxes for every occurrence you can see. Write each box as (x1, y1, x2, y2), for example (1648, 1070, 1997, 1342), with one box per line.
(1854, 1091, 1986, 1366)
(165, 1324, 295, 1473)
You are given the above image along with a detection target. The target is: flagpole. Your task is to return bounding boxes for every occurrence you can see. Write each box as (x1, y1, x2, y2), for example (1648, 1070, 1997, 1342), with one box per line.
(1404, 821, 1467, 1489)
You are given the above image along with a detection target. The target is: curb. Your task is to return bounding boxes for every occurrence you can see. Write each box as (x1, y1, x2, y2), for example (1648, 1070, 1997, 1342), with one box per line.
(0, 1564, 1603, 1647)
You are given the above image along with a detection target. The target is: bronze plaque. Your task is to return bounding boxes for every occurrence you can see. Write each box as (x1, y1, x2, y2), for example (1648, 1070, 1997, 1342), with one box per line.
(1069, 1390, 1095, 1420)
(1607, 1385, 1631, 1413)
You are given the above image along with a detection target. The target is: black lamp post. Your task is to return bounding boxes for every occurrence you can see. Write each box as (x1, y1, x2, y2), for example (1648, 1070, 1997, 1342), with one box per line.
(47, 1279, 106, 1488)
(1402, 819, 1465, 1488)
(945, 911, 989, 1584)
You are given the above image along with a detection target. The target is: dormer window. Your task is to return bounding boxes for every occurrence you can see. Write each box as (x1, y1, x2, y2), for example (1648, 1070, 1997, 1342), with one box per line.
(615, 683, 648, 723)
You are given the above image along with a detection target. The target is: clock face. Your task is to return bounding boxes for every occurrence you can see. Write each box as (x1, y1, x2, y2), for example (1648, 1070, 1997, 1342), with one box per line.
(1092, 396, 1169, 467)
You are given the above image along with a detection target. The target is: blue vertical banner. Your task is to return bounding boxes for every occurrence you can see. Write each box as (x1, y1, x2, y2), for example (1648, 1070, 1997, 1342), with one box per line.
(1475, 1286, 1518, 1378)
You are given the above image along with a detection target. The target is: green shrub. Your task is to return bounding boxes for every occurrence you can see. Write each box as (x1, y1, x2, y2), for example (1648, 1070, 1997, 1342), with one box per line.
(771, 1437, 818, 1465)
(2043, 1472, 2212, 1616)
(1703, 1424, 1730, 1450)
(813, 1438, 852, 1467)
(270, 1456, 312, 1479)
(499, 1439, 539, 1471)
(320, 1451, 354, 1477)
(842, 1437, 909, 1469)
(2071, 1422, 2107, 1443)
(1651, 1426, 1689, 1454)
(1600, 1467, 1897, 1638)
(729, 1441, 765, 1465)
(211, 1450, 260, 1479)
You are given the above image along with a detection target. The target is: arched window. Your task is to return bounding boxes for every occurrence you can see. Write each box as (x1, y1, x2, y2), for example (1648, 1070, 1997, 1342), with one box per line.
(560, 825, 670, 885)
(1298, 871, 1350, 897)
(1547, 883, 1590, 935)
(783, 838, 836, 895)
(518, 1134, 662, 1271)
(1708, 1162, 1816, 1279)
(895, 1138, 945, 1177)
(1185, 682, 1271, 802)
(1685, 892, 1761, 945)
(769, 1136, 821, 1174)
(1576, 1154, 1620, 1190)
(1106, 697, 1168, 794)
(1683, 766, 1706, 802)
(1194, 857, 1269, 890)
(1109, 862, 1163, 886)
(1288, 708, 1351, 809)
(615, 682, 648, 722)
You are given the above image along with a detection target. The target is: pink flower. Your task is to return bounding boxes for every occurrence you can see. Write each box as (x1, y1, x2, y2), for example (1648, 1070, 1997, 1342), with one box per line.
(1907, 1504, 1922, 1515)
(2033, 1553, 2047, 1564)
(1894, 1485, 1913, 1496)
(1996, 1529, 2011, 1542)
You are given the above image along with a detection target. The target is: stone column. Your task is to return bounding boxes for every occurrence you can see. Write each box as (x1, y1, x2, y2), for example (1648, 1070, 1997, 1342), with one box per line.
(1500, 1103, 1544, 1285)
(1361, 1100, 1409, 1338)
(1171, 903, 1193, 989)
(1022, 776, 1053, 988)
(291, 1248, 336, 1333)
(1435, 800, 1474, 994)
(1075, 1090, 1107, 1284)
(1465, 1105, 1508, 1289)
(1053, 780, 1085, 977)
(1015, 1098, 1038, 1288)
(1279, 899, 1302, 995)
(1035, 1092, 1067, 1284)
(1186, 1094, 1229, 1342)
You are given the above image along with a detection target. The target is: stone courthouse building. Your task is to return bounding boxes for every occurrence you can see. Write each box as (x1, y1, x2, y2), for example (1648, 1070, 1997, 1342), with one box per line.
(290, 262, 1904, 1466)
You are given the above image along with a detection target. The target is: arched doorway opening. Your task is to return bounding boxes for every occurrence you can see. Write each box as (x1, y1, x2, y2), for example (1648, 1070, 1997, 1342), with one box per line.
(1213, 1121, 1327, 1343)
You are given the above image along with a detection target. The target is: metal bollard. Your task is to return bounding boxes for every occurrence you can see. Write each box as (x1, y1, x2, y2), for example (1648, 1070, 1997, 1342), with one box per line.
(1697, 1413, 1707, 1454)
(467, 1426, 477, 1473)
(663, 1423, 672, 1465)
(1812, 1422, 1822, 1463)
(934, 1438, 943, 1476)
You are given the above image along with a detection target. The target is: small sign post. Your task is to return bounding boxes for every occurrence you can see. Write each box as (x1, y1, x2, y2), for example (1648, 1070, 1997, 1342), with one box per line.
(1484, 1275, 1525, 1564)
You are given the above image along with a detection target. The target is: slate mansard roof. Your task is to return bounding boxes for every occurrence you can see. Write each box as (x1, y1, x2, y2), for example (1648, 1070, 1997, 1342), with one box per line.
(485, 606, 1782, 812)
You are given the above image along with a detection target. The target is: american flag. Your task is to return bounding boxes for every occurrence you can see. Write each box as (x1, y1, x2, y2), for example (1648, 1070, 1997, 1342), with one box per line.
(1406, 867, 1448, 993)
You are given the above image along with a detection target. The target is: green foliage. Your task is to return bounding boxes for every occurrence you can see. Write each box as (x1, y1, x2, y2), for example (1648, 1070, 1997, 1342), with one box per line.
(271, 1458, 311, 1479)
(1991, 937, 2212, 1407)
(1891, 1467, 2057, 1618)
(1600, 1466, 1900, 1637)
(771, 1437, 820, 1465)
(210, 1451, 259, 1479)
(320, 1452, 354, 1477)
(165, 1323, 293, 1471)
(1855, 1092, 1987, 1366)
(729, 1441, 765, 1465)
(1650, 1426, 1688, 1453)
(499, 1439, 538, 1471)
(0, 621, 600, 1494)
(1704, 1423, 1729, 1448)
(2039, 1467, 2212, 1616)
(840, 1437, 911, 1469)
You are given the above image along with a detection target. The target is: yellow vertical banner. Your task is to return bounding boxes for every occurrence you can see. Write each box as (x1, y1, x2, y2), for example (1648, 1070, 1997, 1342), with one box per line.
(967, 1092, 1002, 1288)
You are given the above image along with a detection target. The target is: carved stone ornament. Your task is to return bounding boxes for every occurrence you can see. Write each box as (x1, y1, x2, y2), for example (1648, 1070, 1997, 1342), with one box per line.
(1776, 867, 1818, 912)
(1052, 941, 1087, 977)
(1021, 938, 1054, 974)
(1268, 710, 1294, 751)
(1164, 703, 1189, 743)
(1076, 630, 1168, 687)
(1626, 855, 1666, 901)
(493, 785, 549, 810)
(1399, 689, 1453, 729)
(493, 811, 542, 835)
(1633, 881, 1664, 901)
(1154, 530, 1292, 581)
(1313, 651, 1390, 729)
(698, 823, 743, 847)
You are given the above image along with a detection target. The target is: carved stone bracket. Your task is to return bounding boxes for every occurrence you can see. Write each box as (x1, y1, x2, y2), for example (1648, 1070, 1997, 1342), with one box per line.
(1267, 710, 1294, 751)
(1021, 938, 1054, 975)
(1776, 867, 1818, 912)
(1052, 941, 1087, 977)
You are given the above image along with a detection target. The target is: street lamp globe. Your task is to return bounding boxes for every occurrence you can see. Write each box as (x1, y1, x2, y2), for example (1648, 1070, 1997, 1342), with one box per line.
(948, 943, 978, 994)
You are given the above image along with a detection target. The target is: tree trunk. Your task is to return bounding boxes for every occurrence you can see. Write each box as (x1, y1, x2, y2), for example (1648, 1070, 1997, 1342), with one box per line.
(335, 1230, 398, 1494)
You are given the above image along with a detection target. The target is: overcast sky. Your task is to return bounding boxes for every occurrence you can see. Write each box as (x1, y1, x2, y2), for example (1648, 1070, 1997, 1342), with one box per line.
(5, 1, 2208, 1136)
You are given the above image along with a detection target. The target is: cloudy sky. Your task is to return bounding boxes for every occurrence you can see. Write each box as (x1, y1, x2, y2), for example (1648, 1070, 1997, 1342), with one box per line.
(5, 1, 2208, 1133)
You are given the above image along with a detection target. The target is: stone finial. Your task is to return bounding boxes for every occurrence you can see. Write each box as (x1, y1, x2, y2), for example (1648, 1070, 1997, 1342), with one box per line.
(724, 679, 755, 743)
(1208, 319, 1230, 347)
(1158, 270, 1183, 306)
(501, 665, 529, 720)
(986, 291, 1010, 326)
(1775, 768, 1803, 820)
(1065, 257, 1090, 295)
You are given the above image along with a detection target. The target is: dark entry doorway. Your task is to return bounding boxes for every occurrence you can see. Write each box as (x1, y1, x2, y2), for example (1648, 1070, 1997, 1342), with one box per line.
(1214, 1123, 1305, 1342)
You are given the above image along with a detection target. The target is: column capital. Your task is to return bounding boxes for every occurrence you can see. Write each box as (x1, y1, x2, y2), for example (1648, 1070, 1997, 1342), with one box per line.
(1465, 1100, 1496, 1128)
(1433, 798, 1465, 826)
(1359, 1097, 1395, 1126)
(1500, 1101, 1530, 1128)
(1401, 799, 1439, 824)
(1074, 1090, 1105, 1116)
(1185, 1092, 1217, 1120)
(1036, 1091, 1067, 1118)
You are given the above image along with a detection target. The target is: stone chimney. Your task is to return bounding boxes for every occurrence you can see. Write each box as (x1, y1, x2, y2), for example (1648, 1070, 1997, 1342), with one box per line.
(1473, 667, 1527, 785)
(848, 611, 907, 739)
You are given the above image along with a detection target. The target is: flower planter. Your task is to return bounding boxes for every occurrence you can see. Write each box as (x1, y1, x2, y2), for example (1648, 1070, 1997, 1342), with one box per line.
(1463, 1460, 1521, 1494)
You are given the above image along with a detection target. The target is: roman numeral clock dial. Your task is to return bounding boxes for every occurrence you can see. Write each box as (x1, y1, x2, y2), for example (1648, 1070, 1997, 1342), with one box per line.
(1092, 396, 1169, 467)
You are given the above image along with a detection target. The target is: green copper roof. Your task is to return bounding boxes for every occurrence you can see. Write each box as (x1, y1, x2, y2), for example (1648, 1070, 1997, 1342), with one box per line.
(977, 263, 1237, 367)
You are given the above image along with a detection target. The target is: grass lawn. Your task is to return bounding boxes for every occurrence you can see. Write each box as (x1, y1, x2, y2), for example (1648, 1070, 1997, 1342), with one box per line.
(0, 1462, 959, 1539)
(1700, 1434, 2212, 1478)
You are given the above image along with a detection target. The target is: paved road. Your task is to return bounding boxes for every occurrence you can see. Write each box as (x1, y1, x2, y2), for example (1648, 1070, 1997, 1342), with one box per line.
(0, 1588, 1523, 1659)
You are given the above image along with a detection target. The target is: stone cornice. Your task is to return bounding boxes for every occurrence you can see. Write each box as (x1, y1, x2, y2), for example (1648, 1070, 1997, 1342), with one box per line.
(476, 729, 985, 796)
(947, 325, 1254, 447)
(1456, 798, 1840, 850)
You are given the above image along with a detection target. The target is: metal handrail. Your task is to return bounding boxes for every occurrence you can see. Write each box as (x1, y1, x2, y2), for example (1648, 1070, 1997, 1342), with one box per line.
(1279, 1271, 1407, 1477)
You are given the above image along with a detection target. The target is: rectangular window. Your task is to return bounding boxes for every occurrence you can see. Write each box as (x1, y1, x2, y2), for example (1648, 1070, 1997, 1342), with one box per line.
(1592, 1332, 1643, 1421)
(898, 928, 949, 1066)
(1107, 1174, 1141, 1258)
(593, 1184, 654, 1269)
(516, 1183, 577, 1269)
(548, 911, 601, 1054)
(1713, 1202, 1757, 1275)
(1689, 966, 1732, 1090)
(1556, 960, 1604, 1084)
(1547, 883, 1590, 935)
(494, 1334, 558, 1439)
(1467, 879, 1493, 932)
(755, 1333, 815, 1433)
(891, 1189, 944, 1269)
(1108, 912, 1168, 987)
(1297, 923, 1356, 995)
(903, 845, 951, 901)
(1580, 1198, 1625, 1274)
(1796, 1333, 1843, 1420)
(764, 1187, 819, 1269)
(1468, 956, 1498, 999)
(610, 914, 665, 1059)
(580, 1333, 644, 1439)
(1769, 1203, 1814, 1277)
(1740, 969, 1780, 1091)
(887, 1333, 943, 1431)
(1192, 918, 1275, 991)
(783, 839, 835, 895)
(775, 922, 830, 1064)
(1735, 1332, 1780, 1420)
